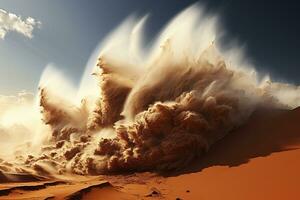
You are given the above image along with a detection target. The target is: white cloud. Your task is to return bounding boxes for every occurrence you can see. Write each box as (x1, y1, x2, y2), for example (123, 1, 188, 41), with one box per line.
(0, 8, 41, 39)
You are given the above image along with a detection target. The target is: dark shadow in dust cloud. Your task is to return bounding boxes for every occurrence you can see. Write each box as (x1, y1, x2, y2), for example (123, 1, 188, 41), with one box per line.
(164, 106, 300, 176)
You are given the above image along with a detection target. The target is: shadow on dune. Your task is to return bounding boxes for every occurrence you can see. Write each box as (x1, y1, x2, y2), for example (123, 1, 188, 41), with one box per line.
(0, 172, 46, 183)
(165, 107, 300, 176)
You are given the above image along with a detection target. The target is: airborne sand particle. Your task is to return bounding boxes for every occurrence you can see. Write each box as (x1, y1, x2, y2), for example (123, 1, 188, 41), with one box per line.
(0, 4, 299, 177)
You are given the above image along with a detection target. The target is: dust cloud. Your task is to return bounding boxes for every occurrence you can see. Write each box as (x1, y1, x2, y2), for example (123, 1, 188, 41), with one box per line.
(0, 4, 299, 176)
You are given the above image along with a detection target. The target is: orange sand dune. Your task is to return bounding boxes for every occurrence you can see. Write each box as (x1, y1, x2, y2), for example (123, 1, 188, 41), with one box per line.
(0, 107, 300, 200)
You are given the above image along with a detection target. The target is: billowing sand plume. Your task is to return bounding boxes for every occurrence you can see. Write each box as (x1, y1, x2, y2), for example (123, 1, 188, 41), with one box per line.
(0, 4, 300, 177)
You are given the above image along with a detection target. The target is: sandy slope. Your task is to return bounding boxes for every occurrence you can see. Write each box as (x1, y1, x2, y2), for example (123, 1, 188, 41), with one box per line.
(0, 107, 300, 200)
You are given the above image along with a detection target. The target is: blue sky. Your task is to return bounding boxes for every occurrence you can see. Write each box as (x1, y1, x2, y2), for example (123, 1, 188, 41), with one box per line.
(0, 0, 201, 94)
(0, 0, 299, 94)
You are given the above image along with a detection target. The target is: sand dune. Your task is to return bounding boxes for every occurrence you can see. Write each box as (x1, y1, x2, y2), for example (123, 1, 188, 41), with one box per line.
(175, 106, 300, 173)
(0, 107, 299, 199)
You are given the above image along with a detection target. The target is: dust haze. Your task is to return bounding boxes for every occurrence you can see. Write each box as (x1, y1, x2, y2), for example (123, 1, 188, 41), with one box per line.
(0, 4, 299, 177)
